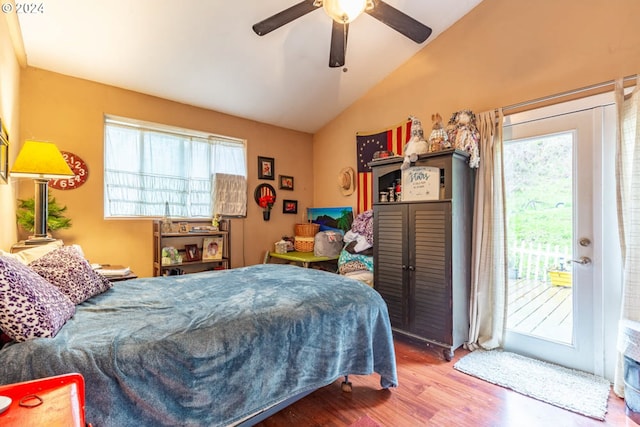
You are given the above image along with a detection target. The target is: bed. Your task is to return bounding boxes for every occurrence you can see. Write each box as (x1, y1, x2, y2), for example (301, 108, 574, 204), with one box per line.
(0, 260, 397, 426)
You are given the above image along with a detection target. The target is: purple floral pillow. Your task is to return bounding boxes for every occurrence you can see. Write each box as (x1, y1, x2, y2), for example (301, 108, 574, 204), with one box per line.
(29, 246, 113, 304)
(0, 256, 75, 342)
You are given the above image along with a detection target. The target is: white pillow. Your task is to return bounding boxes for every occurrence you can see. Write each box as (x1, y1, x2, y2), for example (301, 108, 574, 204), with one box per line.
(3, 241, 64, 265)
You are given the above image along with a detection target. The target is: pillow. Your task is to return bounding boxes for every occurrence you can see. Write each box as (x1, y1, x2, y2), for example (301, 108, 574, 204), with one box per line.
(1, 240, 63, 265)
(29, 246, 113, 304)
(0, 256, 75, 342)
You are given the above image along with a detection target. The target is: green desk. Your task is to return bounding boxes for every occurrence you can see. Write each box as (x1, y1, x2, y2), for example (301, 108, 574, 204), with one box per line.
(264, 251, 339, 268)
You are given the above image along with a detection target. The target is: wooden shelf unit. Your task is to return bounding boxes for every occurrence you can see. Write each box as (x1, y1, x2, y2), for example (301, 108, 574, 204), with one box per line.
(152, 219, 230, 277)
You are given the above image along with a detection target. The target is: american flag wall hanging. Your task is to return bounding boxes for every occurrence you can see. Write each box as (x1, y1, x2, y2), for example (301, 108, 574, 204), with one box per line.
(355, 120, 411, 213)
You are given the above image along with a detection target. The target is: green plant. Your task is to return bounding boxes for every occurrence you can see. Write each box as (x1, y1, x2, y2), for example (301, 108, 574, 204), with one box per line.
(16, 196, 72, 233)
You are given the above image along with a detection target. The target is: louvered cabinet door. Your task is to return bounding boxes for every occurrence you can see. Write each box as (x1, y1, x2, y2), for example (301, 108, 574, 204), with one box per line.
(410, 203, 452, 344)
(374, 204, 408, 329)
(370, 149, 474, 361)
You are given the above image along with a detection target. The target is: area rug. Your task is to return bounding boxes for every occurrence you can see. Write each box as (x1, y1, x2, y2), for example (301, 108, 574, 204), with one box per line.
(453, 350, 611, 420)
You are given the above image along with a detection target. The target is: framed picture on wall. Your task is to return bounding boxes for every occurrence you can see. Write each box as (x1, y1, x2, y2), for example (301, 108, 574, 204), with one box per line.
(279, 175, 294, 190)
(0, 118, 8, 184)
(258, 156, 275, 180)
(283, 199, 298, 214)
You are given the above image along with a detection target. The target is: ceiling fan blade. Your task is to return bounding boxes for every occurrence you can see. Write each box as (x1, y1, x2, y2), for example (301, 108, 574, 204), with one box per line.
(366, 0, 432, 43)
(253, 0, 320, 36)
(329, 20, 348, 68)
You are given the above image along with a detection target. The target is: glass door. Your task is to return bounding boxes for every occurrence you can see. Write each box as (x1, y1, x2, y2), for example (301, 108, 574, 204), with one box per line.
(502, 105, 601, 373)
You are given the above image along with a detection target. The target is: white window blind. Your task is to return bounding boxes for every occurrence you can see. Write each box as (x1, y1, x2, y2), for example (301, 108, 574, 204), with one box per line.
(104, 116, 246, 218)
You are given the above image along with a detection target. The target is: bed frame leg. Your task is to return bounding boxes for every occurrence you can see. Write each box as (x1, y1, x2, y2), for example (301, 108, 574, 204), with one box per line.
(341, 375, 352, 392)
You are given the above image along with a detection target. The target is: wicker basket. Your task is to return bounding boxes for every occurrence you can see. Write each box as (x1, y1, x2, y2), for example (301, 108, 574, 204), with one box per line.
(294, 236, 315, 252)
(294, 223, 320, 237)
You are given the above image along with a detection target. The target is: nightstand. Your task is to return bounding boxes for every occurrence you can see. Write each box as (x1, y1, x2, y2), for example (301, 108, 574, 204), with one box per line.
(10, 239, 63, 253)
(0, 373, 89, 426)
(106, 272, 138, 282)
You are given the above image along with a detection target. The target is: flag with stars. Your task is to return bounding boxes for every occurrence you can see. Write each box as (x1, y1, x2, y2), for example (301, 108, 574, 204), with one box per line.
(356, 120, 412, 213)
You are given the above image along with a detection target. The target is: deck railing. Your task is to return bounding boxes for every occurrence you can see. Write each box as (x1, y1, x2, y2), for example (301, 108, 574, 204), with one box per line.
(508, 240, 571, 282)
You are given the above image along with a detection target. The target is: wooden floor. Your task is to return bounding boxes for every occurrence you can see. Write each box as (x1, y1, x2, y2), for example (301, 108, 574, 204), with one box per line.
(257, 336, 636, 427)
(507, 279, 573, 343)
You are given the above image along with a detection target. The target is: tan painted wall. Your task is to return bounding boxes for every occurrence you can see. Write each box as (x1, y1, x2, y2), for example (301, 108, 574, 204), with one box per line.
(313, 0, 640, 208)
(8, 0, 640, 276)
(18, 68, 314, 276)
(0, 13, 21, 249)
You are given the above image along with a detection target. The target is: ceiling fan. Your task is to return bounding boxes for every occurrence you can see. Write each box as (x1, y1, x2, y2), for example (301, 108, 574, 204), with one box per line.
(252, 0, 432, 68)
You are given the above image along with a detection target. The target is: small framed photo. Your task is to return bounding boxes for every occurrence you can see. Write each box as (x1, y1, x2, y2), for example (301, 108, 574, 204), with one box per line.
(203, 236, 224, 260)
(0, 118, 8, 184)
(283, 199, 298, 214)
(184, 244, 200, 262)
(258, 156, 275, 180)
(279, 175, 294, 190)
(178, 222, 189, 233)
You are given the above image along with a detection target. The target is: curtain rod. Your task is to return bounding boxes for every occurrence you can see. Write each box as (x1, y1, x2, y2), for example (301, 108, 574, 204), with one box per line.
(502, 74, 638, 112)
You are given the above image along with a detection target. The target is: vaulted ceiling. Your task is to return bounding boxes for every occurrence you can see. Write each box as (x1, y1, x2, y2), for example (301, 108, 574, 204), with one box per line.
(17, 0, 482, 133)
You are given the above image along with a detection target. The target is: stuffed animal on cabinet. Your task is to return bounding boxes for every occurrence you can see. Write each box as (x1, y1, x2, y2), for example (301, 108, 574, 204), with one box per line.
(401, 115, 429, 170)
(446, 109, 480, 168)
(428, 113, 449, 153)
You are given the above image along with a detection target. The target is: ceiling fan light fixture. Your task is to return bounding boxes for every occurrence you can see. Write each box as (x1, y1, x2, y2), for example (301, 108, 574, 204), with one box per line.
(322, 0, 368, 23)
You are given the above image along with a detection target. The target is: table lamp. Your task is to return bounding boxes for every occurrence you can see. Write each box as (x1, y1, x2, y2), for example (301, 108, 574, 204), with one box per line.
(10, 140, 74, 244)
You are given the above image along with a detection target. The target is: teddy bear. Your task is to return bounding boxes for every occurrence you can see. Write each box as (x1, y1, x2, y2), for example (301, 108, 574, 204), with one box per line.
(446, 109, 480, 168)
(401, 115, 429, 170)
(428, 113, 449, 153)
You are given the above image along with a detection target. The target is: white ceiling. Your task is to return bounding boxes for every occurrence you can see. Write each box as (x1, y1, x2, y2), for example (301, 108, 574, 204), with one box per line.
(17, 0, 482, 133)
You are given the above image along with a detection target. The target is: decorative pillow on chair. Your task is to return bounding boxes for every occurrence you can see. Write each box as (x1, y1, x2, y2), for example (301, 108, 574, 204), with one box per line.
(0, 256, 75, 342)
(29, 246, 113, 304)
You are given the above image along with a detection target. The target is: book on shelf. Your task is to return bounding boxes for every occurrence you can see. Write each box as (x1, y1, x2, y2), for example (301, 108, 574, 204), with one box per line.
(189, 225, 219, 233)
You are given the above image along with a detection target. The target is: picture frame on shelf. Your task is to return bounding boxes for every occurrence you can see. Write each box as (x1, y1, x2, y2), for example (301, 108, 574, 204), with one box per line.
(279, 175, 294, 190)
(0, 118, 8, 184)
(203, 236, 224, 260)
(257, 156, 275, 180)
(184, 244, 200, 262)
(283, 199, 298, 214)
(178, 222, 189, 233)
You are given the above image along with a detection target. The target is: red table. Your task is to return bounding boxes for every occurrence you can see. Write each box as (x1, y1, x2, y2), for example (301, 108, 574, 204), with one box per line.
(0, 373, 88, 426)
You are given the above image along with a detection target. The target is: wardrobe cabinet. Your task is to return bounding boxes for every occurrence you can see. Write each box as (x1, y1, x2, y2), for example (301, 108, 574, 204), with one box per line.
(372, 150, 474, 360)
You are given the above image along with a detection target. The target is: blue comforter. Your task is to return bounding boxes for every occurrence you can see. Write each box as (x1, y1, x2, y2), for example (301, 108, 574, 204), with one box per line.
(0, 264, 397, 426)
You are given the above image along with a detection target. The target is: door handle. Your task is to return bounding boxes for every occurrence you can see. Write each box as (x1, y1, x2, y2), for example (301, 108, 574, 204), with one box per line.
(568, 256, 591, 265)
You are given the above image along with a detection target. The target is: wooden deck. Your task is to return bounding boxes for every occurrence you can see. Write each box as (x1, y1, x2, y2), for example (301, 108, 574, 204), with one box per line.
(507, 278, 573, 343)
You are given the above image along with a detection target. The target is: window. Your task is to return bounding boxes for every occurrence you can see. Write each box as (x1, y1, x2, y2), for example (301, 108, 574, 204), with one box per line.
(104, 116, 246, 218)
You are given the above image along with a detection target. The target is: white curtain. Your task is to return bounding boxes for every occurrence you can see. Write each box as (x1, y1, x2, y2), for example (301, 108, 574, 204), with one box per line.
(614, 76, 640, 396)
(104, 119, 246, 218)
(212, 173, 247, 217)
(466, 108, 508, 351)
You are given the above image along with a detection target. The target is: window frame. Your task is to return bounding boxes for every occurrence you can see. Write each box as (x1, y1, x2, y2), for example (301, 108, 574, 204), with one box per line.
(103, 115, 247, 219)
